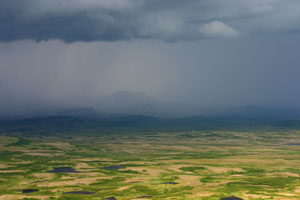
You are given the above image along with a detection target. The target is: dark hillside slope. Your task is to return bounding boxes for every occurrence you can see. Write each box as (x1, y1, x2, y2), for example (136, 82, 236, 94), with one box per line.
(0, 114, 295, 137)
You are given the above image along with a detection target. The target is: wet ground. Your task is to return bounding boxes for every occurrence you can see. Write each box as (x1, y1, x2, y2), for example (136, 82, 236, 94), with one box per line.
(63, 191, 95, 195)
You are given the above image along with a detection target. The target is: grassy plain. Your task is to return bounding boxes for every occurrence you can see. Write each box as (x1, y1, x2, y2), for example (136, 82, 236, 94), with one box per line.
(1, 129, 300, 199)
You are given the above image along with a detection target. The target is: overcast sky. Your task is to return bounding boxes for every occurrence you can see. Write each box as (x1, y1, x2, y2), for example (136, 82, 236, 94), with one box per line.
(1, 0, 300, 115)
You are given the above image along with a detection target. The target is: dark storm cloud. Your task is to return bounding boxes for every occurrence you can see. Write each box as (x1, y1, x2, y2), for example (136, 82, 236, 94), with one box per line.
(2, 0, 300, 42)
(1, 0, 300, 117)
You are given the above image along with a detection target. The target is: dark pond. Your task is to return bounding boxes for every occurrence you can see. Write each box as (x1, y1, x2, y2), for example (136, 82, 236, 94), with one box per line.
(63, 191, 95, 195)
(47, 167, 79, 173)
(22, 189, 39, 194)
(286, 143, 300, 146)
(105, 197, 117, 200)
(162, 182, 179, 185)
(221, 196, 243, 200)
(102, 165, 126, 170)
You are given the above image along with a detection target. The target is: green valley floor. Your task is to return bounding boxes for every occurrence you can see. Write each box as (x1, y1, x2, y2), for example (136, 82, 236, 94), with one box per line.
(1, 130, 300, 199)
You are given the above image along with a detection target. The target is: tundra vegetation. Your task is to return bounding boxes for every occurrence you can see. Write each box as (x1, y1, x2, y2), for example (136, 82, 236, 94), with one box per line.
(1, 128, 300, 199)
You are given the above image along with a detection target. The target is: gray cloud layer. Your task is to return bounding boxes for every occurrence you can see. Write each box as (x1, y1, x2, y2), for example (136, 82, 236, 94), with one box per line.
(1, 34, 300, 115)
(1, 0, 300, 42)
(1, 1, 300, 116)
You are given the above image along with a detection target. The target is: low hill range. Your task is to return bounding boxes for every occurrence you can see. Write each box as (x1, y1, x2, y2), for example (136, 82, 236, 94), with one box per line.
(1, 91, 300, 135)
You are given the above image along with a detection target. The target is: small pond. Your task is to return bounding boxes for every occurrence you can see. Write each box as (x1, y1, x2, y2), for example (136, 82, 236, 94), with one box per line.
(161, 182, 179, 185)
(47, 167, 79, 173)
(221, 196, 243, 200)
(102, 165, 126, 170)
(105, 197, 117, 200)
(22, 189, 39, 194)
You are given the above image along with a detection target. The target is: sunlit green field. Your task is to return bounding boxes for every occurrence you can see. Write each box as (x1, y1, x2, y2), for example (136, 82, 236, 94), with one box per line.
(1, 130, 300, 200)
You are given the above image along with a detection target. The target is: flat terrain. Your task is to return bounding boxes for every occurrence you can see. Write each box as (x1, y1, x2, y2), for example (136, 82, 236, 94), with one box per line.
(1, 130, 300, 199)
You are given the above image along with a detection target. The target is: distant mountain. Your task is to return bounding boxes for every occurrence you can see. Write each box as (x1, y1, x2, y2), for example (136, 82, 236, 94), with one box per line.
(2, 90, 300, 121)
(2, 100, 300, 136)
(96, 91, 158, 114)
(95, 91, 178, 117)
(0, 91, 203, 120)
(93, 91, 300, 119)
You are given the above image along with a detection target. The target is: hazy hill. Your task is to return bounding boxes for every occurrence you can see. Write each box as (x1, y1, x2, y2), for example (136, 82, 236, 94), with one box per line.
(94, 91, 300, 120)
(1, 91, 300, 121)
(96, 91, 159, 115)
(94, 91, 203, 117)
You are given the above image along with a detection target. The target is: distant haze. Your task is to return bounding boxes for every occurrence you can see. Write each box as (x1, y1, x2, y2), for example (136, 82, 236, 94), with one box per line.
(1, 1, 300, 117)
